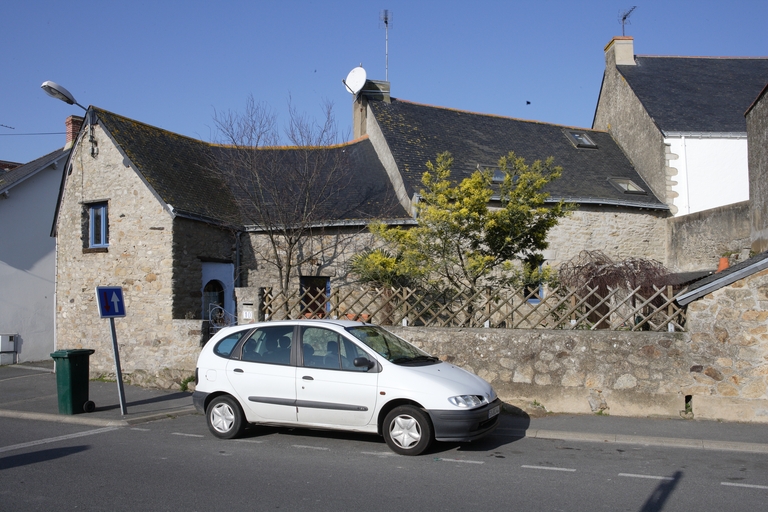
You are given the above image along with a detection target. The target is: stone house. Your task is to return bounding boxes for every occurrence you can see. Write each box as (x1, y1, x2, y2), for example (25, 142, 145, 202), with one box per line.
(53, 88, 673, 383)
(593, 36, 768, 217)
(353, 82, 670, 269)
(0, 117, 78, 363)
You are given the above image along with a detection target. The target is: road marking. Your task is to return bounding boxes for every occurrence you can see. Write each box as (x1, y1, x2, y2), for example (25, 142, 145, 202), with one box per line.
(721, 482, 768, 490)
(361, 451, 397, 457)
(293, 445, 329, 451)
(521, 465, 576, 472)
(172, 433, 204, 438)
(435, 458, 484, 464)
(0, 427, 120, 454)
(130, 428, 150, 431)
(235, 439, 264, 444)
(619, 473, 674, 481)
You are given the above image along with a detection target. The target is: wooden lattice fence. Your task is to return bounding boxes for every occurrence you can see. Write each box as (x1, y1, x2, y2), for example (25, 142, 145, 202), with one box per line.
(260, 284, 688, 332)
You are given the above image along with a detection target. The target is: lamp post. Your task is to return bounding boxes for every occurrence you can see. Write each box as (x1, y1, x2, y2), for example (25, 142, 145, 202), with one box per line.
(41, 81, 87, 111)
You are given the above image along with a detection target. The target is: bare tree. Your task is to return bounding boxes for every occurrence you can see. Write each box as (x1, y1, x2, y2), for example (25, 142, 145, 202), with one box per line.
(210, 95, 358, 295)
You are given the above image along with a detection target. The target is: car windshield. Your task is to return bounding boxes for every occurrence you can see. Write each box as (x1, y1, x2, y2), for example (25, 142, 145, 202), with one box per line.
(346, 326, 440, 365)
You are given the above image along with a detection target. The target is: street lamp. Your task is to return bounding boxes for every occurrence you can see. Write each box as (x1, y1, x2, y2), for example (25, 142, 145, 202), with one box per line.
(40, 81, 87, 111)
(41, 80, 96, 155)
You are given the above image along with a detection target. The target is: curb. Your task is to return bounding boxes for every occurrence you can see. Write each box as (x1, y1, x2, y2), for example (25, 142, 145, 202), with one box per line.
(496, 427, 768, 454)
(0, 406, 198, 428)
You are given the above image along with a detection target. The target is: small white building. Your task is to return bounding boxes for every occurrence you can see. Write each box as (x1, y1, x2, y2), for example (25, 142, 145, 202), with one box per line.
(0, 117, 79, 362)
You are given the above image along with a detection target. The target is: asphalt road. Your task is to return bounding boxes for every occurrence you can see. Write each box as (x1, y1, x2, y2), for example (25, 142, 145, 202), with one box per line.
(1, 413, 767, 511)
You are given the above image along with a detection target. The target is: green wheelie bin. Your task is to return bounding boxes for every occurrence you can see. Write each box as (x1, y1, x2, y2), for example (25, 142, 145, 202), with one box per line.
(50, 349, 96, 414)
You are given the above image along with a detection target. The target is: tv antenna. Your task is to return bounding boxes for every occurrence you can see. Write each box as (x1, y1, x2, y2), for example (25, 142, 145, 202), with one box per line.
(619, 6, 636, 36)
(380, 10, 392, 81)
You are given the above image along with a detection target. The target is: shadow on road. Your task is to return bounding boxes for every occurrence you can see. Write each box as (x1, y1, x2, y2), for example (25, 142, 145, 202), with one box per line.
(639, 470, 684, 512)
(0, 445, 90, 471)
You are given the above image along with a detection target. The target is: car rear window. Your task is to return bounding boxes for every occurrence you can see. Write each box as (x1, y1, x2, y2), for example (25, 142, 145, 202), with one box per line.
(213, 331, 247, 358)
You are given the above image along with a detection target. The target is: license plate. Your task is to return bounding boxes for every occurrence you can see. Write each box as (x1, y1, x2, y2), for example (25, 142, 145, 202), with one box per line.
(488, 405, 500, 419)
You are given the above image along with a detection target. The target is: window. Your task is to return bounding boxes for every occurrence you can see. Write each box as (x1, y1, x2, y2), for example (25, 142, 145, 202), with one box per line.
(88, 202, 109, 248)
(565, 130, 598, 149)
(240, 326, 293, 365)
(300, 327, 369, 371)
(608, 178, 647, 195)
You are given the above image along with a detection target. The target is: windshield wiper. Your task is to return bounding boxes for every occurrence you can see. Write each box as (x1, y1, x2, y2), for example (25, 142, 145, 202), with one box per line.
(391, 355, 440, 365)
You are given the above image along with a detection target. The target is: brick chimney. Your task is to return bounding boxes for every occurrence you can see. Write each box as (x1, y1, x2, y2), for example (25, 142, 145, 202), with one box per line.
(65, 115, 84, 149)
(605, 36, 635, 67)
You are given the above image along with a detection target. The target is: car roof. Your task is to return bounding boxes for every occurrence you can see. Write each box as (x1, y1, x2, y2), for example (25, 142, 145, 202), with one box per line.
(219, 318, 369, 335)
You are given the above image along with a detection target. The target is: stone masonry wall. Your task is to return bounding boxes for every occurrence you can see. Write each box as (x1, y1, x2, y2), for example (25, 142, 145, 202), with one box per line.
(56, 124, 195, 384)
(684, 268, 768, 422)
(593, 45, 670, 208)
(748, 90, 768, 254)
(544, 207, 668, 267)
(666, 201, 752, 272)
(172, 218, 236, 320)
(389, 321, 768, 423)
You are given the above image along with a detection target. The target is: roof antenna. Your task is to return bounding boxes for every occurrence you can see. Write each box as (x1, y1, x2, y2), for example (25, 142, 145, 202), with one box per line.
(619, 6, 636, 36)
(379, 10, 392, 81)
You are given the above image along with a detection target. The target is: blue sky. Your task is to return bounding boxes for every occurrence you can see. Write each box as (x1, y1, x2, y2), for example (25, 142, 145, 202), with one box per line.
(2, 0, 767, 164)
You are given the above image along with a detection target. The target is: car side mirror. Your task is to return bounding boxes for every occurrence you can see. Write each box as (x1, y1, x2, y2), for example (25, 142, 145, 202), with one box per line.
(353, 357, 375, 370)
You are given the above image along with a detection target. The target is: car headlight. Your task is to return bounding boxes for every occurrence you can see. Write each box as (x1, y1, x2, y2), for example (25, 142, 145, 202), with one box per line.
(448, 395, 489, 408)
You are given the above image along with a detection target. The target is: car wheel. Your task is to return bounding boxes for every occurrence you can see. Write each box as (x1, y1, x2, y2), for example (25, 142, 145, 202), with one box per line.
(383, 405, 433, 456)
(206, 395, 245, 439)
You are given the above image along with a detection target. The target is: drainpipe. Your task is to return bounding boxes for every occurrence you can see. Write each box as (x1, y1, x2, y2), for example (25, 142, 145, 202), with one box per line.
(235, 231, 242, 287)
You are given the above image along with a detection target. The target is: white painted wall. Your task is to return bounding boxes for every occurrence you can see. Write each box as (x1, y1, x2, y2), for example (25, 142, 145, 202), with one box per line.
(0, 165, 61, 362)
(666, 135, 749, 216)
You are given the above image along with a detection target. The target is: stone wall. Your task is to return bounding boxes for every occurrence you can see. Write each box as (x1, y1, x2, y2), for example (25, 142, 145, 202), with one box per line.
(388, 321, 768, 423)
(748, 89, 768, 254)
(593, 40, 670, 208)
(666, 201, 751, 272)
(172, 218, 236, 319)
(544, 206, 668, 267)
(684, 268, 768, 422)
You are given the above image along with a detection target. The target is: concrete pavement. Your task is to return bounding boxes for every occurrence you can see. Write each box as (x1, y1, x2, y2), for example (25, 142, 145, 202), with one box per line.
(2, 361, 768, 453)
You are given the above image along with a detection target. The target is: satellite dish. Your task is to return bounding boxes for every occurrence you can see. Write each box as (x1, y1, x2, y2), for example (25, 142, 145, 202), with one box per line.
(343, 66, 367, 95)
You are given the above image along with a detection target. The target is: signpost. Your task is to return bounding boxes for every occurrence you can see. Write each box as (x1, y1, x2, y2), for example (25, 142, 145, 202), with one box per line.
(96, 286, 127, 415)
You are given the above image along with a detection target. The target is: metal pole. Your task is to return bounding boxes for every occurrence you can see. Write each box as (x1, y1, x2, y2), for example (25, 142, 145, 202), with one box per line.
(109, 317, 128, 415)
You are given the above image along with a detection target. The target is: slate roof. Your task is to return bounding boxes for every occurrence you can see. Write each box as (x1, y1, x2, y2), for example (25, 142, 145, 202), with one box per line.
(91, 108, 410, 227)
(369, 99, 667, 210)
(676, 251, 768, 306)
(618, 56, 768, 134)
(0, 148, 68, 195)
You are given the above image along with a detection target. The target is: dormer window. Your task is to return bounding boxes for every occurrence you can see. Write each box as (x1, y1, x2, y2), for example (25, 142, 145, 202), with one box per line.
(608, 178, 647, 195)
(492, 170, 505, 183)
(565, 130, 598, 149)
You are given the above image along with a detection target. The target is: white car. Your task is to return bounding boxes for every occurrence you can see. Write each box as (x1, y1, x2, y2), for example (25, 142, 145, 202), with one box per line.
(193, 319, 501, 455)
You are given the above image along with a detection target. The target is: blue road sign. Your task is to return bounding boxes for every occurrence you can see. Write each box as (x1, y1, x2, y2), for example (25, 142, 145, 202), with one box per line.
(96, 286, 126, 318)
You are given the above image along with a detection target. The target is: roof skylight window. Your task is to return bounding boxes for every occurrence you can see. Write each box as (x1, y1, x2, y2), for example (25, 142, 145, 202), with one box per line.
(608, 178, 647, 195)
(565, 130, 598, 149)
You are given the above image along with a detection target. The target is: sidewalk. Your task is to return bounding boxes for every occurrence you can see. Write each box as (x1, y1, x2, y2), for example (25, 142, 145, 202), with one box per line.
(2, 361, 768, 453)
(0, 361, 196, 427)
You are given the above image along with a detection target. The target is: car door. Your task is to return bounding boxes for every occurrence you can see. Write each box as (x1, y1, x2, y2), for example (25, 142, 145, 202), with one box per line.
(225, 325, 297, 423)
(296, 326, 378, 427)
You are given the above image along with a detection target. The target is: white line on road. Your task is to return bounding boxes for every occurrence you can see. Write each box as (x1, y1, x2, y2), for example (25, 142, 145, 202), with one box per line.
(130, 428, 150, 431)
(619, 473, 674, 481)
(521, 465, 576, 472)
(361, 451, 398, 457)
(172, 433, 204, 438)
(0, 427, 120, 454)
(436, 458, 484, 464)
(721, 482, 768, 490)
(293, 445, 330, 451)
